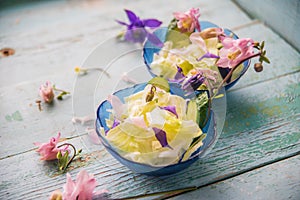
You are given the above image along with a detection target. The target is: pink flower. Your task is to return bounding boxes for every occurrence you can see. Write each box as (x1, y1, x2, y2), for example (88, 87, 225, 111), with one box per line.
(39, 81, 55, 103)
(63, 170, 107, 200)
(217, 37, 255, 68)
(173, 8, 201, 33)
(34, 132, 67, 160)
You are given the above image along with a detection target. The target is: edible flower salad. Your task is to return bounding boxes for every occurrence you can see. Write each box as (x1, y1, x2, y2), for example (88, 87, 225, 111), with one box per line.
(98, 79, 209, 167)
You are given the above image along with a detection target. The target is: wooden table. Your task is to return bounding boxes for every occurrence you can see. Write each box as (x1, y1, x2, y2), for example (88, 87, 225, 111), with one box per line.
(0, 0, 299, 199)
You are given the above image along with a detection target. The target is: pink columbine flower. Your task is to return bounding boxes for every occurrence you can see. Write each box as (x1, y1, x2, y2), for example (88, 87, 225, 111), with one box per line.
(63, 170, 108, 200)
(173, 8, 201, 33)
(39, 81, 55, 103)
(217, 37, 255, 68)
(34, 132, 67, 161)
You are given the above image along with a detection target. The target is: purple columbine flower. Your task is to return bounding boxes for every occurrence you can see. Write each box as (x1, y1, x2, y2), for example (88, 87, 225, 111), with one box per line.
(116, 9, 163, 46)
(182, 71, 205, 92)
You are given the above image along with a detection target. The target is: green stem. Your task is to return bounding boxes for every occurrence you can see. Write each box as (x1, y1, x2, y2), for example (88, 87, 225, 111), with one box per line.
(212, 52, 261, 99)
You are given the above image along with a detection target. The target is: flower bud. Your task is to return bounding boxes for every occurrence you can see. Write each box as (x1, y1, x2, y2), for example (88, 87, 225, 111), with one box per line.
(254, 63, 263, 72)
(49, 190, 62, 200)
(39, 81, 54, 103)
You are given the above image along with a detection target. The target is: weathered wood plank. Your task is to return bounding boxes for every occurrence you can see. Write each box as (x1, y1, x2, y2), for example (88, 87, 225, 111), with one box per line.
(173, 155, 300, 200)
(0, 71, 299, 199)
(1, 20, 299, 160)
(233, 0, 300, 52)
(0, 0, 251, 87)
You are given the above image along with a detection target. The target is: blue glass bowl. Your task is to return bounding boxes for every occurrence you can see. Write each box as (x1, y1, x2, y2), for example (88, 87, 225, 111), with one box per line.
(143, 21, 250, 90)
(96, 83, 217, 176)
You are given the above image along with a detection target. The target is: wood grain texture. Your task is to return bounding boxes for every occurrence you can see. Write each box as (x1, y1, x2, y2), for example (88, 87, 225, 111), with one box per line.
(233, 0, 300, 52)
(0, 0, 251, 87)
(0, 0, 299, 199)
(1, 71, 299, 199)
(172, 155, 300, 200)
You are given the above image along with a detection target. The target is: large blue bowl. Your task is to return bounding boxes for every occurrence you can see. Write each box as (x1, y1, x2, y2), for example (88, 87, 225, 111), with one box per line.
(96, 83, 217, 176)
(143, 21, 250, 90)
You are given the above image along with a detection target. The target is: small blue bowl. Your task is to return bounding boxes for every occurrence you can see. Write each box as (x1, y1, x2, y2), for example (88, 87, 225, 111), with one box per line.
(96, 83, 217, 176)
(143, 21, 250, 90)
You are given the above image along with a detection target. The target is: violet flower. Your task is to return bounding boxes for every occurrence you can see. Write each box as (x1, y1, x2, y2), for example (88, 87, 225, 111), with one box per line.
(39, 81, 55, 103)
(34, 132, 68, 161)
(62, 170, 108, 200)
(182, 71, 205, 92)
(117, 9, 162, 46)
(173, 8, 201, 33)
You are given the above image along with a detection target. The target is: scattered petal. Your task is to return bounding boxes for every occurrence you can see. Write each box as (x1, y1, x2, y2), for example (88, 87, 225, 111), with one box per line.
(86, 127, 101, 145)
(152, 127, 173, 149)
(160, 106, 178, 118)
(121, 72, 138, 84)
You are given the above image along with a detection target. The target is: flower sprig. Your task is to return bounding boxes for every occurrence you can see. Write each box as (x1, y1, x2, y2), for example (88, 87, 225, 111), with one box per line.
(34, 133, 82, 173)
(74, 66, 110, 77)
(57, 143, 82, 172)
(37, 81, 70, 111)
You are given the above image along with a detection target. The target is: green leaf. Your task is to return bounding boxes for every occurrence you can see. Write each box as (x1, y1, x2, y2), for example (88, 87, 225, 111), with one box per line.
(261, 41, 265, 50)
(261, 56, 270, 64)
(148, 77, 170, 92)
(195, 92, 209, 129)
(57, 151, 62, 159)
(58, 151, 69, 171)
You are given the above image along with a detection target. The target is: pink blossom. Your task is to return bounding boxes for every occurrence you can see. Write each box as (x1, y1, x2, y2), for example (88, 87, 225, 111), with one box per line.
(173, 8, 201, 33)
(217, 37, 255, 68)
(39, 81, 55, 103)
(34, 132, 67, 161)
(63, 170, 107, 200)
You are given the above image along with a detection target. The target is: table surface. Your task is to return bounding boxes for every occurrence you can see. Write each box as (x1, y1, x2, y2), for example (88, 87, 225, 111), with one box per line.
(0, 0, 299, 199)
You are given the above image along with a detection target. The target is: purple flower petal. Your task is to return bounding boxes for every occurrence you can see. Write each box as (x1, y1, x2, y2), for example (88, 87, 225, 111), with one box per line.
(142, 19, 162, 28)
(152, 127, 173, 149)
(174, 65, 185, 80)
(146, 32, 163, 47)
(125, 9, 138, 23)
(197, 52, 220, 61)
(105, 119, 120, 135)
(160, 106, 178, 118)
(115, 19, 128, 26)
(125, 28, 147, 43)
(182, 72, 205, 92)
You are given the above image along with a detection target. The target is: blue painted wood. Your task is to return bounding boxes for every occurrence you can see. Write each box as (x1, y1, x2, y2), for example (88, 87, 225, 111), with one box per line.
(233, 0, 300, 52)
(0, 0, 299, 199)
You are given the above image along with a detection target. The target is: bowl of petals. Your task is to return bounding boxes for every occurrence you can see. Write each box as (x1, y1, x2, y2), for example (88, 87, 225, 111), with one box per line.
(143, 8, 270, 91)
(96, 77, 221, 176)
